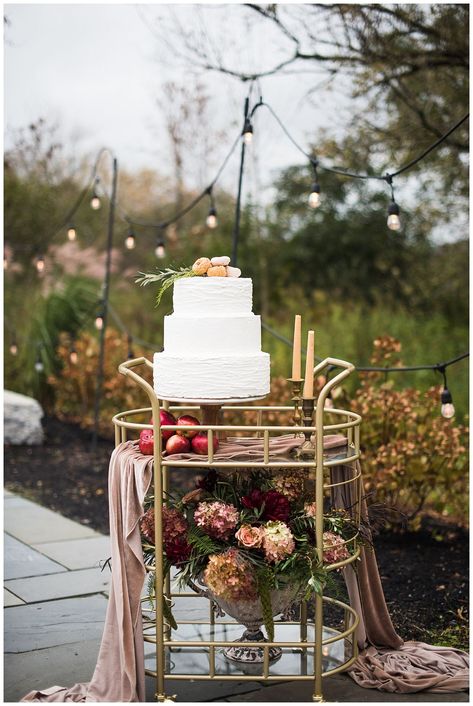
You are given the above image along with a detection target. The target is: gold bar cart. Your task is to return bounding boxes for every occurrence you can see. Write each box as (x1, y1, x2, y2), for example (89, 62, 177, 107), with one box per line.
(113, 356, 362, 702)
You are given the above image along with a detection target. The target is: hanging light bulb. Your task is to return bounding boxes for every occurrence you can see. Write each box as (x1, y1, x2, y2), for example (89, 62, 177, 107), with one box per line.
(35, 358, 44, 373)
(155, 240, 166, 259)
(127, 334, 135, 360)
(90, 179, 101, 210)
(309, 182, 321, 209)
(95, 314, 104, 330)
(325, 395, 334, 409)
(125, 228, 136, 250)
(9, 340, 18, 356)
(69, 346, 78, 365)
(308, 159, 321, 208)
(206, 207, 218, 229)
(242, 117, 253, 145)
(91, 194, 101, 210)
(67, 224, 77, 241)
(36, 255, 45, 273)
(440, 387, 455, 419)
(387, 201, 401, 231)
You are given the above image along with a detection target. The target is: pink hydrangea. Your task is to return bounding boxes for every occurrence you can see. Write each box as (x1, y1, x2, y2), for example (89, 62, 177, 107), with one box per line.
(141, 505, 188, 545)
(323, 531, 350, 565)
(262, 521, 295, 563)
(194, 501, 239, 540)
(272, 470, 306, 501)
(163, 506, 188, 543)
(204, 549, 257, 601)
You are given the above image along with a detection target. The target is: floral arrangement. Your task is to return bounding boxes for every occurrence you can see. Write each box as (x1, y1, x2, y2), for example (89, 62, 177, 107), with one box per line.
(140, 468, 358, 638)
(136, 255, 241, 305)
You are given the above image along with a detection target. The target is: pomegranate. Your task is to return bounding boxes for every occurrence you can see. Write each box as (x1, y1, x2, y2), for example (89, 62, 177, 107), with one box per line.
(150, 410, 177, 441)
(191, 432, 219, 456)
(139, 430, 154, 455)
(176, 415, 200, 438)
(165, 434, 191, 455)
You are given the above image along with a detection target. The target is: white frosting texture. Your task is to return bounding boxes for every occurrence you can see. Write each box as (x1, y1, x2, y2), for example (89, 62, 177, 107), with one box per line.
(173, 277, 252, 316)
(164, 315, 261, 355)
(154, 352, 270, 400)
(154, 276, 270, 400)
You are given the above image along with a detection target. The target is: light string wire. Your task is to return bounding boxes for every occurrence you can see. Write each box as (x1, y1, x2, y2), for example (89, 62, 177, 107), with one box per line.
(251, 101, 469, 183)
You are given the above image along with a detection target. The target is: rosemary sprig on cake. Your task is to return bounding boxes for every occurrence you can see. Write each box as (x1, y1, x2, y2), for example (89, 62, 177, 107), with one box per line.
(136, 256, 241, 306)
(136, 267, 196, 306)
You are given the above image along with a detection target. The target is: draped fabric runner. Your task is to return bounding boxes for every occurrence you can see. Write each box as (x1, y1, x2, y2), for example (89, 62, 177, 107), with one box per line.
(22, 435, 468, 701)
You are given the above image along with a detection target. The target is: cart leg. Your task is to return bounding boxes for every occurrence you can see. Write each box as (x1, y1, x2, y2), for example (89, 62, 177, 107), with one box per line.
(312, 591, 324, 701)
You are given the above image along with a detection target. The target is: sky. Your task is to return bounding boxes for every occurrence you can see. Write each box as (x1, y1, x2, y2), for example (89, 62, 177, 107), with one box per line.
(4, 2, 463, 245)
(4, 3, 341, 196)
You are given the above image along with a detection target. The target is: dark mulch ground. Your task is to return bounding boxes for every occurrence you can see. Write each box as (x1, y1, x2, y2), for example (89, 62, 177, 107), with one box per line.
(4, 416, 469, 649)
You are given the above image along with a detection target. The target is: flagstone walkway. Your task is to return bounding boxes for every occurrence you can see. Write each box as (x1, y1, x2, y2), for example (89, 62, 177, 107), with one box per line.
(4, 490, 468, 703)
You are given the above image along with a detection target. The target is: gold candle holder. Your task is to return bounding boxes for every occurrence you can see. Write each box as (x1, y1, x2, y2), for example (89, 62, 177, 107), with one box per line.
(287, 377, 304, 431)
(294, 396, 316, 459)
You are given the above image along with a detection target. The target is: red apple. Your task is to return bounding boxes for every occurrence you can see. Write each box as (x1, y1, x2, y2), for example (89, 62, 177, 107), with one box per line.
(176, 415, 200, 438)
(165, 434, 191, 455)
(149, 410, 177, 441)
(191, 432, 219, 456)
(139, 429, 154, 455)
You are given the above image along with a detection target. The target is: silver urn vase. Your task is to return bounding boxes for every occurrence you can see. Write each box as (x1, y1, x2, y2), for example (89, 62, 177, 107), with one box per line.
(190, 578, 302, 664)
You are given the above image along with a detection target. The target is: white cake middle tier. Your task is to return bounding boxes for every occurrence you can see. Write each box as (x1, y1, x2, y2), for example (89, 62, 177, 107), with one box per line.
(164, 314, 262, 355)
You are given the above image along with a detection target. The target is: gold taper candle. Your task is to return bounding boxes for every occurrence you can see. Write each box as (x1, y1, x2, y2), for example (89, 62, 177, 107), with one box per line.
(292, 314, 302, 379)
(302, 330, 315, 398)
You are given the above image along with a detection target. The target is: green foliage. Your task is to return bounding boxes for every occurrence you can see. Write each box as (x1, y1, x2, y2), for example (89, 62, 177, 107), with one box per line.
(344, 337, 469, 528)
(4, 277, 98, 406)
(136, 266, 196, 306)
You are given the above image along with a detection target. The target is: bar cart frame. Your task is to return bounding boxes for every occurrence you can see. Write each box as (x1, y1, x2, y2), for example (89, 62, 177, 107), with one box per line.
(113, 356, 362, 702)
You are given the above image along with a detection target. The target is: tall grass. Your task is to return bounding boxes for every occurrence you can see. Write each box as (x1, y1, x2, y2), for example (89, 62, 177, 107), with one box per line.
(263, 300, 469, 420)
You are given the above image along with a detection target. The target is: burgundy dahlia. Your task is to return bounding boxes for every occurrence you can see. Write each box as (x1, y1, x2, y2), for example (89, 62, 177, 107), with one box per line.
(164, 538, 192, 566)
(241, 489, 290, 522)
(196, 469, 218, 491)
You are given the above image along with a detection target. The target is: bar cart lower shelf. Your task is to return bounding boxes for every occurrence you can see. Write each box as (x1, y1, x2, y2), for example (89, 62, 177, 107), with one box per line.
(114, 356, 362, 702)
(142, 600, 359, 682)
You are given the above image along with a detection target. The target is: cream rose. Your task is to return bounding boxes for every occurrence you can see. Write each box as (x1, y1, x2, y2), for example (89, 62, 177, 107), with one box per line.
(235, 524, 264, 549)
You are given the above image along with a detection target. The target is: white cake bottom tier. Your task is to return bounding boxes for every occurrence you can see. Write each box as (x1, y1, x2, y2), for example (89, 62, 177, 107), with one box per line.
(154, 352, 270, 400)
(163, 314, 261, 355)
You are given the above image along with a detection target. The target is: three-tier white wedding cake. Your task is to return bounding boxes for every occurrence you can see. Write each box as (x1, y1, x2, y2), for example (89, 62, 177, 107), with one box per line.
(154, 277, 270, 400)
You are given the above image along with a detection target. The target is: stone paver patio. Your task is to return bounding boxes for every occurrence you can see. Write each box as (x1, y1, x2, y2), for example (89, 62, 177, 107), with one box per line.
(4, 489, 468, 703)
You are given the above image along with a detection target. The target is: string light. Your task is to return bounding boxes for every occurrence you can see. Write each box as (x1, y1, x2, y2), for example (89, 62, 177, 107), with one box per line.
(441, 387, 455, 418)
(206, 188, 218, 229)
(90, 178, 101, 210)
(67, 224, 77, 241)
(437, 366, 455, 419)
(308, 161, 321, 209)
(35, 255, 45, 274)
(242, 116, 253, 145)
(125, 228, 136, 250)
(9, 339, 18, 356)
(34, 357, 44, 373)
(387, 201, 401, 231)
(127, 334, 135, 360)
(155, 239, 166, 259)
(386, 176, 401, 231)
(69, 344, 78, 365)
(95, 305, 104, 330)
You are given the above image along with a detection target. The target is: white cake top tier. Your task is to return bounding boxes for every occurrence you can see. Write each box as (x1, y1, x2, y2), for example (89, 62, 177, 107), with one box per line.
(173, 277, 253, 316)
